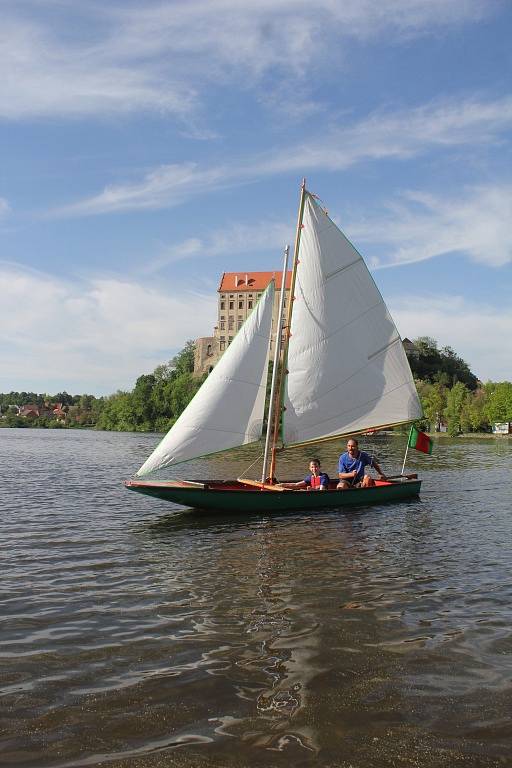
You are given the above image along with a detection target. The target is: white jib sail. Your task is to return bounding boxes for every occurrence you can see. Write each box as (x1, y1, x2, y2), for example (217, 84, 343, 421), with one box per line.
(283, 194, 422, 446)
(136, 282, 275, 476)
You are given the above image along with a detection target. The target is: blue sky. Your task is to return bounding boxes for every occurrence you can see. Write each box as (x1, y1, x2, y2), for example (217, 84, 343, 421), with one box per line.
(1, 0, 511, 394)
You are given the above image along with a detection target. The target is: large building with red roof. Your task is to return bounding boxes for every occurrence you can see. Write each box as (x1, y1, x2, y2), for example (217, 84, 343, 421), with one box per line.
(194, 271, 292, 375)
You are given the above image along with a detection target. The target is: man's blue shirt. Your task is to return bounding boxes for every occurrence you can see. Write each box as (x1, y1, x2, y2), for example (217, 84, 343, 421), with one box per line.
(338, 451, 372, 482)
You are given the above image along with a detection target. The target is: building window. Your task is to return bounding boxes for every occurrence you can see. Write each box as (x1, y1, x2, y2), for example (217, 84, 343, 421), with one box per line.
(237, 320, 243, 330)
(249, 294, 253, 298)
(229, 294, 234, 298)
(228, 317, 234, 329)
(257, 293, 262, 298)
(238, 300, 243, 309)
(248, 300, 253, 309)
(229, 301, 234, 310)
(207, 344, 212, 356)
(220, 301, 225, 310)
(220, 340, 225, 351)
(220, 321, 225, 330)
(228, 336, 233, 343)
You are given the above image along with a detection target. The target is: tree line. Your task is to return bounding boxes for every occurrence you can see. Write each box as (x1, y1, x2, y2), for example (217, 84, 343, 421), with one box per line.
(407, 337, 512, 435)
(0, 342, 204, 432)
(1, 337, 511, 435)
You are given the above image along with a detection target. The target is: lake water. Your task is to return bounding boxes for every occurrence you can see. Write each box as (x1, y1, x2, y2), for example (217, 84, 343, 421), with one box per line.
(1, 428, 511, 768)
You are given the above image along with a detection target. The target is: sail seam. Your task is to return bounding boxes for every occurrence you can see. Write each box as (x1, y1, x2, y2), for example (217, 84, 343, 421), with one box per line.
(324, 257, 361, 281)
(212, 375, 266, 389)
(164, 424, 261, 437)
(291, 295, 385, 347)
(286, 379, 419, 440)
(305, 348, 414, 404)
(367, 336, 401, 360)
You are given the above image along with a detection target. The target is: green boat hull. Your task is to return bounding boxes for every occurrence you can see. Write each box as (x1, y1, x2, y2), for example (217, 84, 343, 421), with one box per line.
(125, 478, 421, 513)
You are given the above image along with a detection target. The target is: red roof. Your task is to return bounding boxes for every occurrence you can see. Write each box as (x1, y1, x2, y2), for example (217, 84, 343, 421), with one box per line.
(19, 405, 40, 417)
(218, 271, 292, 292)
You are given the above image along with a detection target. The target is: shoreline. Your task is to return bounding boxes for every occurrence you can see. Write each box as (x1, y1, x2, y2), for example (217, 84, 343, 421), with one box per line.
(428, 432, 511, 440)
(1, 424, 510, 440)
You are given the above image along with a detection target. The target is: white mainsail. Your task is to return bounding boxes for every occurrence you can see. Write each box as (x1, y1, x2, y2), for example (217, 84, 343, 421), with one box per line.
(136, 282, 275, 476)
(283, 193, 422, 447)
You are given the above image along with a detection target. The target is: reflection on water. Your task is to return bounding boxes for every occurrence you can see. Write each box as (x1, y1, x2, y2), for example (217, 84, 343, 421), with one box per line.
(0, 429, 511, 767)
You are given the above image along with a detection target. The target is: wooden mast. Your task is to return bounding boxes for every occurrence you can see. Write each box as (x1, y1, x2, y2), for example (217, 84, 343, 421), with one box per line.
(261, 245, 290, 483)
(268, 178, 307, 482)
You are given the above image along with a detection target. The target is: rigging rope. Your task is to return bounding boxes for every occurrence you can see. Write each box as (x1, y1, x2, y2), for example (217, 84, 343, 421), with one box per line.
(239, 450, 265, 479)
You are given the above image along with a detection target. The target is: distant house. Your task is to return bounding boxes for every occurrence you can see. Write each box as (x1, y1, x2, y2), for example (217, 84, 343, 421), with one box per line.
(402, 338, 419, 358)
(18, 404, 41, 419)
(52, 404, 66, 420)
(492, 422, 512, 435)
(17, 402, 66, 421)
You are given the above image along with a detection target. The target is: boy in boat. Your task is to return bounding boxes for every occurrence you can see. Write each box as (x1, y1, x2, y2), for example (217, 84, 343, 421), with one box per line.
(278, 459, 329, 491)
(337, 438, 387, 489)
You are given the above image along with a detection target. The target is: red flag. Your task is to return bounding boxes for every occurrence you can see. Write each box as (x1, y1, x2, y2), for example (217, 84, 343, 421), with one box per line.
(408, 426, 433, 454)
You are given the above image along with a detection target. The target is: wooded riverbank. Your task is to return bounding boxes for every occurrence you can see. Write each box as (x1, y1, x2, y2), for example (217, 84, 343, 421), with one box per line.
(2, 339, 511, 436)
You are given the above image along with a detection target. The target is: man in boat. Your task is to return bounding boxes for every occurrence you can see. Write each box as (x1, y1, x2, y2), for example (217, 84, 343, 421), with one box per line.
(277, 459, 329, 491)
(337, 438, 387, 489)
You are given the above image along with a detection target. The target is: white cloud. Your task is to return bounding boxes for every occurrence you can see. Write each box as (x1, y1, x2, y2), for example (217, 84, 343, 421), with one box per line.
(0, 12, 196, 121)
(144, 220, 293, 273)
(52, 95, 512, 217)
(0, 1, 493, 120)
(349, 184, 512, 268)
(0, 198, 11, 219)
(391, 294, 512, 382)
(2, 263, 507, 394)
(0, 263, 216, 394)
(52, 162, 234, 217)
(263, 96, 512, 174)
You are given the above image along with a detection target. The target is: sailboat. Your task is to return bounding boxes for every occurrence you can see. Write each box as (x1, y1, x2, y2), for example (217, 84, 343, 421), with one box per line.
(125, 181, 423, 512)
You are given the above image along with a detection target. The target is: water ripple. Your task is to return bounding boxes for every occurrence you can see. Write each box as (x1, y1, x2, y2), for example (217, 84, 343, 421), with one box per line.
(1, 430, 511, 766)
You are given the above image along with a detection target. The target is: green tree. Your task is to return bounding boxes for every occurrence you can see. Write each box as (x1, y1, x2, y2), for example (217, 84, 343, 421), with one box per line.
(97, 391, 133, 431)
(131, 374, 157, 429)
(417, 380, 448, 432)
(2, 411, 26, 427)
(407, 337, 478, 390)
(53, 391, 76, 406)
(166, 371, 203, 419)
(484, 382, 512, 423)
(153, 362, 175, 383)
(78, 394, 94, 410)
(445, 382, 471, 435)
(439, 345, 478, 390)
(466, 388, 490, 432)
(171, 341, 196, 375)
(148, 343, 204, 432)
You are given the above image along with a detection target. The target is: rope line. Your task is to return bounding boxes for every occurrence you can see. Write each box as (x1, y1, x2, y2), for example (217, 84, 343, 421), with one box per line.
(240, 450, 265, 479)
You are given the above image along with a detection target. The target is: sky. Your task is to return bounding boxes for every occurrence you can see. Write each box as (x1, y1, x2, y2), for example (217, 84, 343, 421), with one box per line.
(1, 0, 511, 395)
